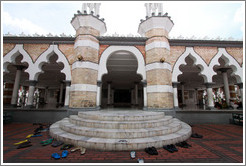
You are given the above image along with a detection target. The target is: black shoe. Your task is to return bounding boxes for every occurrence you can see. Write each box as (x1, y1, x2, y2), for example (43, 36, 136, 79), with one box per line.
(163, 145, 174, 153)
(170, 144, 178, 152)
(182, 141, 192, 147)
(17, 141, 32, 149)
(52, 141, 64, 147)
(176, 142, 188, 148)
(145, 147, 153, 155)
(191, 133, 203, 138)
(151, 146, 158, 155)
(60, 144, 74, 150)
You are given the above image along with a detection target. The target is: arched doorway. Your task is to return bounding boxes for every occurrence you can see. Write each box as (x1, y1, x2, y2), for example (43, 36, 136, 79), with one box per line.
(101, 51, 143, 108)
(97, 46, 146, 109)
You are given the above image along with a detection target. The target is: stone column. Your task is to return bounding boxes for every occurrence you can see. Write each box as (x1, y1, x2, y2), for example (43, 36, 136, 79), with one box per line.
(172, 82, 179, 109)
(138, 11, 174, 109)
(235, 83, 243, 103)
(219, 68, 230, 106)
(70, 9, 106, 108)
(26, 80, 37, 108)
(64, 81, 71, 107)
(181, 82, 185, 107)
(141, 80, 148, 108)
(59, 82, 64, 106)
(107, 82, 111, 105)
(96, 81, 102, 108)
(205, 83, 215, 110)
(11, 65, 26, 107)
(135, 82, 139, 106)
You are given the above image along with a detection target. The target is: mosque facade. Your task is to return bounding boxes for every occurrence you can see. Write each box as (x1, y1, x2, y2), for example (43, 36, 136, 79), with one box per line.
(3, 3, 243, 112)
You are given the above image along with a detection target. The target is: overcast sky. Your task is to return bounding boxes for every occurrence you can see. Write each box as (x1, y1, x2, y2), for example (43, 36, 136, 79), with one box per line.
(1, 1, 244, 40)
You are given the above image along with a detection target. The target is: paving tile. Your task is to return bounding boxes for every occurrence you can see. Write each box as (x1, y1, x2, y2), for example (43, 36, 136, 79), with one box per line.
(2, 123, 243, 163)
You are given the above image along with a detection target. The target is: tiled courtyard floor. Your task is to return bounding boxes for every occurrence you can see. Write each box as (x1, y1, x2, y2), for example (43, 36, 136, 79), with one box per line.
(2, 122, 243, 164)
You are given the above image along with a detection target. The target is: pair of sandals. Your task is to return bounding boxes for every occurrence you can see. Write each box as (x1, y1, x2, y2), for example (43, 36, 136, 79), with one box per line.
(191, 133, 203, 138)
(70, 147, 86, 155)
(51, 150, 68, 159)
(16, 140, 32, 149)
(145, 146, 158, 155)
(176, 141, 192, 148)
(163, 144, 178, 153)
(41, 138, 53, 146)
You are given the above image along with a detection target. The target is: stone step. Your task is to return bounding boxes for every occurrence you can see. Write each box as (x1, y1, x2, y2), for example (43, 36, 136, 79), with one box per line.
(50, 118, 192, 151)
(78, 111, 165, 121)
(59, 118, 182, 139)
(69, 115, 173, 129)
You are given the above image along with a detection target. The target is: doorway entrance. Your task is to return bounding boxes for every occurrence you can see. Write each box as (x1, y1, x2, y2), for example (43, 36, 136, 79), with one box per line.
(101, 51, 143, 108)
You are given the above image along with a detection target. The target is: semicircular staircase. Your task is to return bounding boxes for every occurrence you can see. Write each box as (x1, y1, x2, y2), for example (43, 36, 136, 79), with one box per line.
(50, 110, 192, 151)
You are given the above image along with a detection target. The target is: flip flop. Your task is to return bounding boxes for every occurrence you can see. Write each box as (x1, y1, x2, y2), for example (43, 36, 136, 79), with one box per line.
(51, 153, 60, 159)
(71, 147, 81, 152)
(138, 159, 144, 163)
(60, 144, 74, 150)
(80, 147, 86, 155)
(163, 145, 174, 153)
(41, 138, 53, 146)
(17, 141, 32, 149)
(40, 138, 53, 144)
(130, 151, 136, 159)
(62, 150, 69, 158)
(14, 139, 29, 146)
(51, 141, 64, 147)
(31, 134, 42, 137)
(26, 134, 34, 138)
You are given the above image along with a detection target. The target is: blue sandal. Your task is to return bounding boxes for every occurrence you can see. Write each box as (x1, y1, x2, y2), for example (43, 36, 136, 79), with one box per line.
(51, 153, 60, 159)
(62, 150, 69, 158)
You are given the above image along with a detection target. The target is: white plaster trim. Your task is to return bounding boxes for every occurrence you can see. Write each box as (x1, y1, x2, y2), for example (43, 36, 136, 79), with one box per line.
(145, 62, 172, 72)
(138, 17, 174, 37)
(98, 46, 146, 81)
(71, 15, 106, 35)
(172, 47, 212, 82)
(145, 41, 170, 51)
(74, 40, 99, 50)
(70, 84, 97, 92)
(209, 48, 243, 83)
(147, 85, 173, 93)
(72, 61, 98, 70)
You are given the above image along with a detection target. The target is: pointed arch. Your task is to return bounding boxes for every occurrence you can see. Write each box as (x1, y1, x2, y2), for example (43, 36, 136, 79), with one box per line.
(30, 45, 71, 81)
(209, 48, 243, 83)
(172, 47, 215, 83)
(3, 44, 33, 74)
(98, 46, 146, 81)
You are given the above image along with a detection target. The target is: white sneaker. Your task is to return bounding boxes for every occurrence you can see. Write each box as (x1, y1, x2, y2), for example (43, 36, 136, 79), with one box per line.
(138, 158, 144, 163)
(130, 151, 136, 159)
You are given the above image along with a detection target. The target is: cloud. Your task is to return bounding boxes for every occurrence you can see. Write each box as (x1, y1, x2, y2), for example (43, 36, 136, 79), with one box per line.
(2, 10, 49, 35)
(234, 4, 244, 33)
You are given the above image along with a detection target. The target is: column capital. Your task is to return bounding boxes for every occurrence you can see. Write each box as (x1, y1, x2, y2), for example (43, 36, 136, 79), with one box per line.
(97, 80, 102, 86)
(141, 80, 147, 87)
(204, 82, 215, 88)
(235, 82, 243, 89)
(217, 67, 231, 73)
(26, 80, 38, 86)
(14, 65, 27, 71)
(63, 80, 71, 86)
(172, 82, 180, 87)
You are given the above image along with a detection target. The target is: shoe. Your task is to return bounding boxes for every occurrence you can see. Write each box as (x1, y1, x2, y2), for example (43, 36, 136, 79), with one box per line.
(17, 141, 32, 149)
(51, 153, 60, 159)
(182, 141, 192, 147)
(151, 146, 158, 155)
(138, 158, 144, 163)
(170, 144, 178, 152)
(80, 147, 86, 155)
(40, 138, 53, 144)
(31, 134, 42, 137)
(14, 139, 29, 146)
(62, 150, 69, 158)
(51, 141, 64, 147)
(145, 147, 153, 155)
(163, 145, 174, 153)
(26, 134, 34, 138)
(34, 125, 44, 133)
(60, 144, 74, 150)
(191, 133, 203, 138)
(71, 147, 81, 152)
(176, 142, 187, 148)
(130, 151, 136, 159)
(41, 138, 53, 146)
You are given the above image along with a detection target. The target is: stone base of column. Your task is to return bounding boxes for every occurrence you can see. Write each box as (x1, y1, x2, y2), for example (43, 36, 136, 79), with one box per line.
(174, 106, 180, 110)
